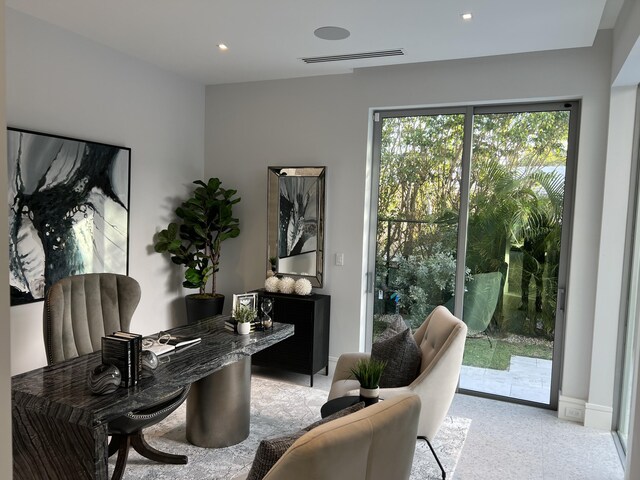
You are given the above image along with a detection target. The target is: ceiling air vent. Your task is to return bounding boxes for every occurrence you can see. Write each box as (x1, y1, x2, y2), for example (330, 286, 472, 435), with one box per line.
(301, 49, 404, 64)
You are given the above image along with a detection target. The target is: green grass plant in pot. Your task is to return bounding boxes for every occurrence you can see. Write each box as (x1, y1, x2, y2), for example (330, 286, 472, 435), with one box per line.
(233, 304, 256, 335)
(154, 178, 240, 323)
(350, 358, 387, 404)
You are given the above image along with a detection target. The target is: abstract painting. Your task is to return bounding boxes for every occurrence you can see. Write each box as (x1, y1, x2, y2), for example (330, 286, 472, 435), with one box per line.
(278, 174, 319, 259)
(7, 128, 130, 306)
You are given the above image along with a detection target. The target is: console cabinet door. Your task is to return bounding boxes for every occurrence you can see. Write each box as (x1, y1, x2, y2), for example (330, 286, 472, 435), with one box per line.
(252, 291, 330, 387)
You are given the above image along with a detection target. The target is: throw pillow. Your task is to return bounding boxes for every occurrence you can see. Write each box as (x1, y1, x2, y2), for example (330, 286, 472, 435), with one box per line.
(304, 400, 365, 431)
(246, 430, 305, 480)
(375, 314, 409, 342)
(246, 402, 365, 480)
(371, 328, 422, 388)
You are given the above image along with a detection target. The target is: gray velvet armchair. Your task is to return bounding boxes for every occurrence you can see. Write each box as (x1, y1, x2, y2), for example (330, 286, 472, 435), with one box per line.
(43, 273, 190, 480)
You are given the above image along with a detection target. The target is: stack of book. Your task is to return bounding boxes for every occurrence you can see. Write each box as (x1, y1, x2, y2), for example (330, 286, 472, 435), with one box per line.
(224, 319, 258, 333)
(101, 331, 142, 388)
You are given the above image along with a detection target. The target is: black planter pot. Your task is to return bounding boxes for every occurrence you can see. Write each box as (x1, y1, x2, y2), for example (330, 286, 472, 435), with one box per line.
(185, 294, 225, 324)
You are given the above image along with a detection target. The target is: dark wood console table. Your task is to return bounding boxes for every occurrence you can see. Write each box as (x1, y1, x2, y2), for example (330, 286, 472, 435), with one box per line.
(11, 316, 294, 480)
(252, 290, 330, 387)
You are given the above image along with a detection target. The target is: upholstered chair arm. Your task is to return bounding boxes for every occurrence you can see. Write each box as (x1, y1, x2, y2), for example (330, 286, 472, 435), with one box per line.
(109, 385, 191, 435)
(126, 385, 191, 421)
(328, 352, 371, 400)
(333, 352, 371, 382)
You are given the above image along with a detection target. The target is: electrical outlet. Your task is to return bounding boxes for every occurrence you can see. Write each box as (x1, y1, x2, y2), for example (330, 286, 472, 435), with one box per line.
(335, 253, 344, 266)
(565, 407, 583, 420)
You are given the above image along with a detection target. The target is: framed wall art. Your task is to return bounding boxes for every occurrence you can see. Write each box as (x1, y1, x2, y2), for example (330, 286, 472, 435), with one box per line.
(7, 128, 131, 306)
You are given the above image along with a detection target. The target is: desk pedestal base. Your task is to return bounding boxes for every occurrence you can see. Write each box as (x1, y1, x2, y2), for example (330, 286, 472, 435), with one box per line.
(186, 356, 251, 448)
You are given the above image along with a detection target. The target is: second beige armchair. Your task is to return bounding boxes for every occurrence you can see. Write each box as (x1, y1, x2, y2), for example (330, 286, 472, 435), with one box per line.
(328, 306, 467, 480)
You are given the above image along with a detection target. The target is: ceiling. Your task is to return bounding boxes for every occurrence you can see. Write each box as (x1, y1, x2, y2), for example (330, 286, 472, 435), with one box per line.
(7, 0, 623, 86)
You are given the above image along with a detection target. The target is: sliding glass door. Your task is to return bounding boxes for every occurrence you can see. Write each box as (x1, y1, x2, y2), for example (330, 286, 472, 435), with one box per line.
(369, 102, 579, 407)
(616, 90, 640, 456)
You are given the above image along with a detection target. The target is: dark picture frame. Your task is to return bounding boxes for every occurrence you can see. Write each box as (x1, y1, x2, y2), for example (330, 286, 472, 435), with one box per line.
(267, 167, 325, 287)
(232, 293, 258, 313)
(7, 128, 131, 306)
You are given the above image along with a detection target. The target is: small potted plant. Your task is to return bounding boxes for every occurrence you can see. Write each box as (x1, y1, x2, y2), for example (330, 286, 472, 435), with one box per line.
(268, 256, 277, 274)
(350, 358, 387, 404)
(233, 304, 256, 335)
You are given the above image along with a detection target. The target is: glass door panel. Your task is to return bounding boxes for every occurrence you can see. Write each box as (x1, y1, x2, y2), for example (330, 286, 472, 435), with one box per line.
(459, 110, 571, 404)
(373, 113, 465, 338)
(618, 281, 637, 451)
(617, 104, 640, 452)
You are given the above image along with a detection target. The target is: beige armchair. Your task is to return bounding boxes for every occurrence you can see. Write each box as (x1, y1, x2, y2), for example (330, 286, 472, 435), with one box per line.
(328, 306, 467, 480)
(44, 273, 189, 480)
(235, 393, 421, 480)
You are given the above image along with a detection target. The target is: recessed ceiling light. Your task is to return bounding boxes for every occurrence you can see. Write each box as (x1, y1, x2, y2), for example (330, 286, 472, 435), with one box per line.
(461, 12, 473, 21)
(217, 44, 228, 51)
(314, 26, 351, 41)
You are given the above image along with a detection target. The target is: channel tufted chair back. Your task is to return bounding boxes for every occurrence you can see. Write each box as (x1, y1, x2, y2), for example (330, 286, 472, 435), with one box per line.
(44, 273, 141, 364)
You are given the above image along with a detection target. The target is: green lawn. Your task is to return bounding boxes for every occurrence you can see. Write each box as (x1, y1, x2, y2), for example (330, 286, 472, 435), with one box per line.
(462, 335, 553, 370)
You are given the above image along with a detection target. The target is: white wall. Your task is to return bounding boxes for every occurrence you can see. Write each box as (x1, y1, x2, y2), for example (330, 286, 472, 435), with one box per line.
(612, 0, 640, 85)
(587, 85, 637, 430)
(6, 9, 206, 375)
(1, 3, 13, 478)
(205, 32, 613, 406)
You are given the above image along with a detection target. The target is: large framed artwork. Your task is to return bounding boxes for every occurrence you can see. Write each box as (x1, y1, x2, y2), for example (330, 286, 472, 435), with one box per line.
(267, 167, 325, 287)
(7, 128, 131, 306)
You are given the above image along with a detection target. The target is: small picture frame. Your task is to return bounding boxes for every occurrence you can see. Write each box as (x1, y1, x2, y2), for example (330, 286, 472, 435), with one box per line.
(232, 293, 258, 313)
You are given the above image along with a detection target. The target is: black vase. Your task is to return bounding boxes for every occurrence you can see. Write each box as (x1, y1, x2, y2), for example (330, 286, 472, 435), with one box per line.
(185, 294, 224, 323)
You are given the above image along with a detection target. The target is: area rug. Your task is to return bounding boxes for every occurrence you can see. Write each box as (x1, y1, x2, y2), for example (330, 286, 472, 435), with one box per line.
(114, 376, 470, 479)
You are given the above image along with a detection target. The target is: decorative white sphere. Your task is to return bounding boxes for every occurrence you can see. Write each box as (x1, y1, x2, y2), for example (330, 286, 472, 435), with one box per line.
(279, 277, 296, 294)
(294, 278, 312, 295)
(265, 276, 280, 293)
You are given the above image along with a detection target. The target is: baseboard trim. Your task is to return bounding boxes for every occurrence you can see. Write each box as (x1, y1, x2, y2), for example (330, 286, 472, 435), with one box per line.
(584, 402, 613, 430)
(558, 394, 585, 424)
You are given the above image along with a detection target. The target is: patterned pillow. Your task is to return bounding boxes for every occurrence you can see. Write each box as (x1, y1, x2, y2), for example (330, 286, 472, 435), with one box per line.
(376, 315, 409, 342)
(246, 430, 305, 480)
(371, 328, 422, 388)
(304, 401, 365, 431)
(246, 402, 365, 480)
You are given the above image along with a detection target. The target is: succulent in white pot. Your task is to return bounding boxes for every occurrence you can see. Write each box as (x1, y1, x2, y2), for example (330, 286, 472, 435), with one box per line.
(233, 304, 255, 335)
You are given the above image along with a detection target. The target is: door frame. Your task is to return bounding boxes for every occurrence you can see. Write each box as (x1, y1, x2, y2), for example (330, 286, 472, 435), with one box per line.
(365, 100, 580, 409)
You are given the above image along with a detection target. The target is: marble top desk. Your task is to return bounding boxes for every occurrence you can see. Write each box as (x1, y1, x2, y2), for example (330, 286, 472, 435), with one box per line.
(12, 316, 294, 480)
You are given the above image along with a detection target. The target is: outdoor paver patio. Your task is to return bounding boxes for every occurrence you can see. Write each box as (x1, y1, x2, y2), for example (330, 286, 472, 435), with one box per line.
(460, 355, 552, 404)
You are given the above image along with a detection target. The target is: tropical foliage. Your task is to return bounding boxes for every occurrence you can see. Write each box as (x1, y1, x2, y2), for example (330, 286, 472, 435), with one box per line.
(375, 110, 569, 339)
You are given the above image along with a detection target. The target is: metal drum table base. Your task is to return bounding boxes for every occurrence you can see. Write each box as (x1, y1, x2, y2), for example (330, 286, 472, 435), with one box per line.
(186, 356, 251, 447)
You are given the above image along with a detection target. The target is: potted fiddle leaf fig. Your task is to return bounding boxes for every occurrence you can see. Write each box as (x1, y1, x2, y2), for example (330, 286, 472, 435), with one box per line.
(154, 177, 241, 322)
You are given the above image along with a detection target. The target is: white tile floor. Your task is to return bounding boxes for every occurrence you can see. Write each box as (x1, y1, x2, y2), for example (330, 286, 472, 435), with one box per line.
(253, 364, 625, 480)
(450, 394, 624, 480)
(460, 355, 552, 404)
